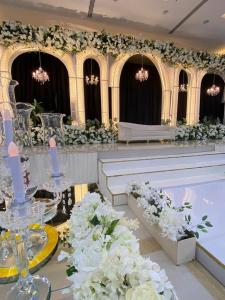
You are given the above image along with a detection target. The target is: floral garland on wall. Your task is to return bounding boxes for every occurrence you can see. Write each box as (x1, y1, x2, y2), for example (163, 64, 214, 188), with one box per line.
(0, 21, 225, 71)
(58, 192, 177, 299)
(127, 182, 212, 241)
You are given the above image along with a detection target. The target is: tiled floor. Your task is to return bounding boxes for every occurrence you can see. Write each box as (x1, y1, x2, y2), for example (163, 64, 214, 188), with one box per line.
(1, 205, 225, 300)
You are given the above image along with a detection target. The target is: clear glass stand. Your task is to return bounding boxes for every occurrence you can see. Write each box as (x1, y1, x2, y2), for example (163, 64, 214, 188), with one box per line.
(0, 199, 51, 300)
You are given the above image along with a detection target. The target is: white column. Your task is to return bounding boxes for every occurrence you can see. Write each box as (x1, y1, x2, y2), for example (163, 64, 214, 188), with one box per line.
(162, 89, 172, 123)
(111, 86, 120, 122)
(100, 78, 109, 126)
(68, 76, 77, 122)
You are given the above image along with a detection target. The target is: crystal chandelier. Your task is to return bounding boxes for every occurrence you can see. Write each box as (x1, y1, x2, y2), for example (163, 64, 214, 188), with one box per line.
(135, 55, 149, 82)
(85, 59, 99, 85)
(32, 51, 49, 85)
(207, 74, 220, 96)
(179, 71, 188, 92)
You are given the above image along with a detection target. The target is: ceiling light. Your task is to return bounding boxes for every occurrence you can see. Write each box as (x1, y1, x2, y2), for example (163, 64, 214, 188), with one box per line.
(221, 13, 225, 18)
(135, 55, 149, 82)
(32, 51, 49, 85)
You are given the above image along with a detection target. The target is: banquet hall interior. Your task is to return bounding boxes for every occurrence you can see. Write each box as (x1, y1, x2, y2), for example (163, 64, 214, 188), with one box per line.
(0, 0, 225, 299)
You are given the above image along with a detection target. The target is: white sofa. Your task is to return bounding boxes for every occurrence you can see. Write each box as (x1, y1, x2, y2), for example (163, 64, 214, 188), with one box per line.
(118, 122, 176, 143)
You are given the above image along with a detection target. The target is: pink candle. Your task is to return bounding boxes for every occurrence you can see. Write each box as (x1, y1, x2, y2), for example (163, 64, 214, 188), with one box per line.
(8, 142, 26, 204)
(49, 137, 61, 177)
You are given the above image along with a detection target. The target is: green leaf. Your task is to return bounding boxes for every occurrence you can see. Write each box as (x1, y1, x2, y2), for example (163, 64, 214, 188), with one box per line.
(201, 228, 208, 233)
(90, 215, 101, 226)
(202, 215, 208, 221)
(205, 221, 213, 227)
(66, 265, 77, 277)
(188, 215, 191, 222)
(105, 219, 120, 236)
(195, 231, 199, 239)
(197, 225, 205, 229)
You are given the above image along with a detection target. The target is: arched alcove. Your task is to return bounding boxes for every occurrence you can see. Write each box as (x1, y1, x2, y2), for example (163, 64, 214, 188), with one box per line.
(11, 52, 71, 116)
(199, 73, 225, 122)
(119, 54, 162, 125)
(83, 58, 102, 122)
(177, 69, 188, 122)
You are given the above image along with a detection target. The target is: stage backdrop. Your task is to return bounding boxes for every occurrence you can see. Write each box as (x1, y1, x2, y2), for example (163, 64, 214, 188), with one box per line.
(200, 74, 225, 122)
(83, 58, 101, 122)
(177, 70, 188, 122)
(119, 55, 162, 125)
(11, 52, 71, 116)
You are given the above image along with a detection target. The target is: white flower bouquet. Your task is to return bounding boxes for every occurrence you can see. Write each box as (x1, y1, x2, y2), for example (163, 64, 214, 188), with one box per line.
(58, 192, 177, 300)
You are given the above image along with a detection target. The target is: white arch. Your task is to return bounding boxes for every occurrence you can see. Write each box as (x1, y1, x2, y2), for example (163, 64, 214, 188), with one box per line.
(0, 44, 77, 121)
(75, 49, 109, 125)
(109, 52, 171, 123)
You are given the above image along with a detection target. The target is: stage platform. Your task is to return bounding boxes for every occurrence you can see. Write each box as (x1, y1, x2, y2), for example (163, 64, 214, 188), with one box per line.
(27, 140, 217, 186)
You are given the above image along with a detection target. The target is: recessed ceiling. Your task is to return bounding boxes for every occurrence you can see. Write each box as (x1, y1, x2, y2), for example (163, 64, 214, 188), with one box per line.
(0, 0, 224, 52)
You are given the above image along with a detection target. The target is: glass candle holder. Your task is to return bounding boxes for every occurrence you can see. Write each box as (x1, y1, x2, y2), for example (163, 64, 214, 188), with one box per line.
(37, 113, 65, 147)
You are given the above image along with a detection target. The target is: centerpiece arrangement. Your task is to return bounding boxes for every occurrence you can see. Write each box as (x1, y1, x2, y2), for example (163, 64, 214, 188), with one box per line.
(127, 182, 213, 265)
(58, 192, 178, 300)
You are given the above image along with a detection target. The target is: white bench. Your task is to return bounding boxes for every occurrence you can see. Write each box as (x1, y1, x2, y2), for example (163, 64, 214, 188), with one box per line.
(118, 122, 176, 143)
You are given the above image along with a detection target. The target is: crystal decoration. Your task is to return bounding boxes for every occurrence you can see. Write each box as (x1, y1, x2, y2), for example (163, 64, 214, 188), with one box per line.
(206, 73, 220, 96)
(32, 51, 49, 85)
(85, 58, 99, 85)
(207, 84, 220, 96)
(179, 70, 188, 93)
(179, 83, 188, 92)
(135, 55, 148, 82)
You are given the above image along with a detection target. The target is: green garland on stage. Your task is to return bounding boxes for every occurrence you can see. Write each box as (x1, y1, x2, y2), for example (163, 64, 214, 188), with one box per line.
(0, 21, 225, 71)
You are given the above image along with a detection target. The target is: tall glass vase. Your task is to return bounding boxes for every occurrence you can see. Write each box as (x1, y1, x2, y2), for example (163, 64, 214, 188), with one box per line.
(0, 101, 17, 157)
(0, 200, 51, 300)
(38, 113, 65, 146)
(15, 102, 34, 149)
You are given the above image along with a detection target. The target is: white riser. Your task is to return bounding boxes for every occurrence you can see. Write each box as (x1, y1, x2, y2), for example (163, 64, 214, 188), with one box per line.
(107, 165, 225, 187)
(102, 153, 225, 176)
(98, 144, 215, 159)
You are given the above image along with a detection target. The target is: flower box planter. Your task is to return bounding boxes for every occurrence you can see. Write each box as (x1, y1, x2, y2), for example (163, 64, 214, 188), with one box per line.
(128, 195, 196, 265)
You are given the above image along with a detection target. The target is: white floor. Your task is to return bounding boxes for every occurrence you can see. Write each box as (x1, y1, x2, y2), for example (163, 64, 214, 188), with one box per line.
(164, 180, 225, 265)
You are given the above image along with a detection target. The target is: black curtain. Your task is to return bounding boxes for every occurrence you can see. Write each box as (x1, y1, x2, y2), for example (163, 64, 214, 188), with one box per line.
(200, 74, 224, 122)
(84, 59, 101, 122)
(11, 52, 71, 116)
(120, 59, 162, 125)
(177, 70, 188, 122)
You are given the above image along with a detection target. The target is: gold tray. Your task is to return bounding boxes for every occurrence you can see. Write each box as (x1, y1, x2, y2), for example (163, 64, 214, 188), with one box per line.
(0, 224, 58, 283)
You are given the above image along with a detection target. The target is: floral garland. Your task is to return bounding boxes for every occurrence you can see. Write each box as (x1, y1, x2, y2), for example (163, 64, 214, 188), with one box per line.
(0, 21, 225, 71)
(58, 192, 177, 300)
(127, 182, 213, 241)
(175, 123, 225, 141)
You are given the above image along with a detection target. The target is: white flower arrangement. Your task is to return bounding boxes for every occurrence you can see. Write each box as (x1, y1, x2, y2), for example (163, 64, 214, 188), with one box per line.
(15, 122, 118, 146)
(127, 182, 213, 241)
(0, 21, 225, 71)
(175, 123, 225, 141)
(58, 192, 177, 300)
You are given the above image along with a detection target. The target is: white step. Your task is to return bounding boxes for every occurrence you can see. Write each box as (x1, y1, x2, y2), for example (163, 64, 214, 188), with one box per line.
(101, 152, 225, 177)
(98, 150, 225, 206)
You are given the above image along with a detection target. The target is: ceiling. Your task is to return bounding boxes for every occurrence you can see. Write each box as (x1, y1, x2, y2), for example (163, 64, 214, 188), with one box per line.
(0, 0, 225, 53)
